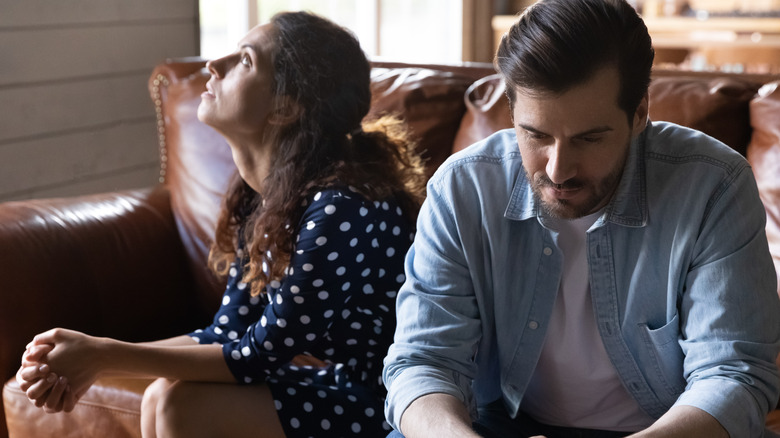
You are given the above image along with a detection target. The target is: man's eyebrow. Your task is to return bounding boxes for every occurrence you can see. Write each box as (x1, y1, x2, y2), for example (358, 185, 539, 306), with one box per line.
(516, 123, 613, 137)
(238, 43, 257, 53)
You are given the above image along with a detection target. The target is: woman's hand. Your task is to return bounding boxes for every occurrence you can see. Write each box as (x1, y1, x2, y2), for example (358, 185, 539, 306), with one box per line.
(20, 328, 103, 413)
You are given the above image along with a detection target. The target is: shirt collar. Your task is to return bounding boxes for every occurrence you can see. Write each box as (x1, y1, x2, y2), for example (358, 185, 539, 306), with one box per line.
(504, 123, 649, 228)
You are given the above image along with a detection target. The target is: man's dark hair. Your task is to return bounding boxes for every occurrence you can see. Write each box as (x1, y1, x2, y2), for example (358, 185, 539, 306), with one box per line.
(495, 0, 654, 121)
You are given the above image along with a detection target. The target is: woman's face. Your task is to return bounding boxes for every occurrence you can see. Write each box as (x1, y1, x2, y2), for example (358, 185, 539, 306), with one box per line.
(197, 23, 277, 141)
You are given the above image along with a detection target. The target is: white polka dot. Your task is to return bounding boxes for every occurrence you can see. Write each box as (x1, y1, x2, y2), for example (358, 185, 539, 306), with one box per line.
(303, 402, 313, 412)
(380, 221, 387, 231)
(317, 390, 327, 398)
(277, 318, 287, 328)
(222, 296, 231, 305)
(300, 315, 311, 324)
(334, 405, 344, 415)
(238, 305, 249, 315)
(386, 247, 396, 257)
(324, 310, 334, 318)
(314, 192, 322, 201)
(218, 314, 229, 324)
(339, 222, 351, 231)
(336, 267, 346, 276)
(294, 296, 305, 304)
(347, 339, 358, 345)
(359, 207, 368, 216)
(237, 282, 246, 290)
(276, 294, 283, 305)
(372, 238, 379, 247)
(244, 376, 252, 383)
(306, 333, 316, 341)
(302, 263, 314, 272)
(287, 387, 297, 395)
(342, 309, 351, 319)
(365, 407, 375, 417)
(264, 341, 273, 350)
(396, 274, 406, 283)
(270, 280, 281, 288)
(356, 253, 365, 263)
(327, 252, 339, 261)
(363, 284, 374, 294)
(284, 338, 294, 346)
(290, 285, 300, 294)
(231, 350, 241, 360)
(351, 322, 362, 330)
(342, 282, 351, 291)
(349, 237, 358, 247)
(386, 291, 397, 298)
(191, 336, 200, 343)
(214, 327, 223, 335)
(392, 226, 401, 235)
(366, 224, 374, 233)
(229, 267, 237, 277)
(321, 419, 331, 430)
(242, 346, 251, 356)
(290, 418, 300, 429)
(260, 315, 267, 327)
(318, 291, 329, 300)
(324, 348, 335, 356)
(396, 206, 403, 215)
(361, 268, 371, 277)
(228, 331, 238, 340)
(382, 201, 389, 210)
(306, 221, 316, 230)
(352, 423, 362, 433)
(324, 204, 336, 214)
(379, 268, 386, 277)
(275, 400, 283, 410)
(315, 236, 328, 246)
(348, 395, 358, 402)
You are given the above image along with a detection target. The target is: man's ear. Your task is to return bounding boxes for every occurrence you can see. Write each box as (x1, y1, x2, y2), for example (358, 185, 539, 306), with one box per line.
(269, 96, 301, 126)
(632, 92, 649, 135)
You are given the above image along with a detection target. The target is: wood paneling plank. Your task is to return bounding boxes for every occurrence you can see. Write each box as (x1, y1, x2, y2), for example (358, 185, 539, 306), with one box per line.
(0, 73, 154, 142)
(0, 121, 159, 196)
(0, 0, 197, 28)
(0, 24, 198, 86)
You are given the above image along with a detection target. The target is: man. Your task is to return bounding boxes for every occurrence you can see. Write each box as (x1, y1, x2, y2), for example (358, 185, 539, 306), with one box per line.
(383, 0, 780, 436)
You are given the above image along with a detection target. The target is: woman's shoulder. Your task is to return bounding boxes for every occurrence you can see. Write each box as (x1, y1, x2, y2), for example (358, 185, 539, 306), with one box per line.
(301, 185, 406, 224)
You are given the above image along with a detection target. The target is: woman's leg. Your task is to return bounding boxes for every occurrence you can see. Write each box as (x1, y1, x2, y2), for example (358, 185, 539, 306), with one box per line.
(141, 378, 286, 438)
(141, 378, 175, 438)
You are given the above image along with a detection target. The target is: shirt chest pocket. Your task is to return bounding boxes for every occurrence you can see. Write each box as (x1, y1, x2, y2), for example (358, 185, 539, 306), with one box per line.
(637, 314, 687, 404)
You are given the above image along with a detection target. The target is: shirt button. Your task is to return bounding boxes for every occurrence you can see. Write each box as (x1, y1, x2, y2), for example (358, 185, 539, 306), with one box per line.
(528, 321, 539, 330)
(543, 247, 553, 256)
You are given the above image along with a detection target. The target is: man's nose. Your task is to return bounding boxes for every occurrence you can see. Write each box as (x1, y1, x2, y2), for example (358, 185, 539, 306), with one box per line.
(546, 141, 577, 185)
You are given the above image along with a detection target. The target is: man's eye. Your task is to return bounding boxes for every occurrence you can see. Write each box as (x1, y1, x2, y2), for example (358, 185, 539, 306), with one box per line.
(241, 55, 251, 67)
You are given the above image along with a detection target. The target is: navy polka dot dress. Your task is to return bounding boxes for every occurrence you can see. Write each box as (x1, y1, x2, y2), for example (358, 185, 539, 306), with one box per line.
(189, 186, 413, 437)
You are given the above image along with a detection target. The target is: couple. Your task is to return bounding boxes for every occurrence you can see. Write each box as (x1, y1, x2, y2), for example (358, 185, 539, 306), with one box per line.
(18, 1, 780, 437)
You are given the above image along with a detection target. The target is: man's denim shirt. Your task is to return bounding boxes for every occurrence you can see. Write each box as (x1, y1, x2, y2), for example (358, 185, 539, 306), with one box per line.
(383, 122, 780, 437)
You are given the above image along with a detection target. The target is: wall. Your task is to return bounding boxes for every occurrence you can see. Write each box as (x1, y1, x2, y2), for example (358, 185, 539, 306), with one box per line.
(0, 0, 199, 202)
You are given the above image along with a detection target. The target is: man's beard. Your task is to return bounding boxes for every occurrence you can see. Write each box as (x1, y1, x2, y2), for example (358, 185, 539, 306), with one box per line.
(528, 141, 629, 220)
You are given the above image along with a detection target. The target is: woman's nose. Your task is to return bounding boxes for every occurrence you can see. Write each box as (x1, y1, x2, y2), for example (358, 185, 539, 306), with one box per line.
(206, 55, 229, 78)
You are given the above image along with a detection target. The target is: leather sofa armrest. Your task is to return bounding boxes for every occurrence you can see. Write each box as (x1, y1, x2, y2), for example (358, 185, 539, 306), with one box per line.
(0, 186, 208, 388)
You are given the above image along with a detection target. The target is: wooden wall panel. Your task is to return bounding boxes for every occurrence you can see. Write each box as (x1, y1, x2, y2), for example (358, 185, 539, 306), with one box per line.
(0, 0, 198, 204)
(0, 0, 196, 27)
(0, 121, 158, 197)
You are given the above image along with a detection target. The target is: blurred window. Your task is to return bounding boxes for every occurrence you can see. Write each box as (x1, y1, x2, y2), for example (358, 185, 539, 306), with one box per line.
(199, 0, 463, 63)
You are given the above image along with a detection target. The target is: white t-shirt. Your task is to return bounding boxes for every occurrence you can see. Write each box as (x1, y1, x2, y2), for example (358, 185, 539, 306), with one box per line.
(519, 211, 655, 432)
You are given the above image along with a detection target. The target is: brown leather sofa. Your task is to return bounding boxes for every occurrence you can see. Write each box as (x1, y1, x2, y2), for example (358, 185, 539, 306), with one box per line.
(2, 59, 780, 437)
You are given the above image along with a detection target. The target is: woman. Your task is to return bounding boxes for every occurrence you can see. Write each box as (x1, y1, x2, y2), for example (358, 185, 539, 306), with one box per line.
(17, 11, 426, 438)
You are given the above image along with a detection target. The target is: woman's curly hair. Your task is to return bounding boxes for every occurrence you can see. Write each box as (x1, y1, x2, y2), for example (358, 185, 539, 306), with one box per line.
(208, 11, 427, 297)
